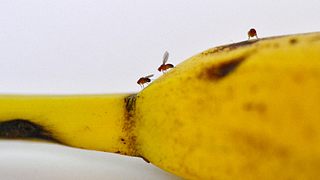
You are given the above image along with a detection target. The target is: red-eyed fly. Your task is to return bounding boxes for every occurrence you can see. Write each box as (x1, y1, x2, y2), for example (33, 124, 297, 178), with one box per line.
(248, 28, 258, 40)
(137, 74, 154, 88)
(158, 51, 174, 73)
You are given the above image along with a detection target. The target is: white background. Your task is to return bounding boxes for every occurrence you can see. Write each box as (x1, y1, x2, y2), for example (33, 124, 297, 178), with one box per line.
(0, 0, 319, 179)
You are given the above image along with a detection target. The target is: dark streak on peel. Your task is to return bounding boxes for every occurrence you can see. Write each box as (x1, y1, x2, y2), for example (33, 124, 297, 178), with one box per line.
(123, 94, 139, 156)
(202, 40, 259, 55)
(123, 95, 150, 163)
(0, 119, 59, 143)
(201, 55, 247, 80)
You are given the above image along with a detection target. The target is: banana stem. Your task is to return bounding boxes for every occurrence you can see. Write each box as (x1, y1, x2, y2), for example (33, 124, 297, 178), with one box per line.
(0, 94, 138, 156)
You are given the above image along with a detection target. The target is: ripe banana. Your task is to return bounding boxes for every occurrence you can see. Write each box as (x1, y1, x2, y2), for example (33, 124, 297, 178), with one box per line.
(1, 32, 320, 179)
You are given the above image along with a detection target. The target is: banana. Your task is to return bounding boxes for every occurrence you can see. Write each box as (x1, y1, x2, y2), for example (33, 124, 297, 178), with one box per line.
(1, 32, 320, 179)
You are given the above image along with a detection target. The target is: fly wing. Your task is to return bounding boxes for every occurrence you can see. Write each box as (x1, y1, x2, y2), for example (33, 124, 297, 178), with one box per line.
(162, 51, 169, 64)
(144, 74, 154, 78)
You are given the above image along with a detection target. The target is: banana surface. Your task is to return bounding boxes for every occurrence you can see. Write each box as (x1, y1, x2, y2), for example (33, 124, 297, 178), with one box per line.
(1, 32, 320, 179)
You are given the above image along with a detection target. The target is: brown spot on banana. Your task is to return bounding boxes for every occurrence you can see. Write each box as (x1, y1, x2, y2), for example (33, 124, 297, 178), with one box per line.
(243, 102, 267, 114)
(289, 38, 298, 45)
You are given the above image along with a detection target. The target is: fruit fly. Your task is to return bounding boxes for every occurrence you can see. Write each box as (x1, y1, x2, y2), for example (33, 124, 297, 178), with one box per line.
(158, 51, 174, 73)
(137, 74, 154, 88)
(248, 28, 258, 40)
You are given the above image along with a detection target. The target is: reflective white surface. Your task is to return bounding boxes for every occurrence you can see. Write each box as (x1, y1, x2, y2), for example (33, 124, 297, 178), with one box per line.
(0, 140, 180, 180)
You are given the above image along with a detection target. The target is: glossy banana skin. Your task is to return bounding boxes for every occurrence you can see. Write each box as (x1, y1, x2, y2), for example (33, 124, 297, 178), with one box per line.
(135, 32, 320, 179)
(1, 32, 320, 179)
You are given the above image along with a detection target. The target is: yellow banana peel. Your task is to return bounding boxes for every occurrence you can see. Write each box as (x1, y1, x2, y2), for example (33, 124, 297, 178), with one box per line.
(1, 32, 320, 179)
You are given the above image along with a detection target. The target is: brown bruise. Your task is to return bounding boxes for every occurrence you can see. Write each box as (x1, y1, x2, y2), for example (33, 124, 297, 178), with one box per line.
(200, 55, 247, 80)
(0, 119, 59, 143)
(231, 131, 290, 159)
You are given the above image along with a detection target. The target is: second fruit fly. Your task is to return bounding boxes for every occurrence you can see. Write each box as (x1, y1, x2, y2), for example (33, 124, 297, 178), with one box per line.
(158, 51, 174, 73)
(137, 74, 154, 88)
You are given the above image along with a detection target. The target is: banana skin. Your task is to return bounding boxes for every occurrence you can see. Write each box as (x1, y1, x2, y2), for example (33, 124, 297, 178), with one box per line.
(1, 32, 320, 179)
